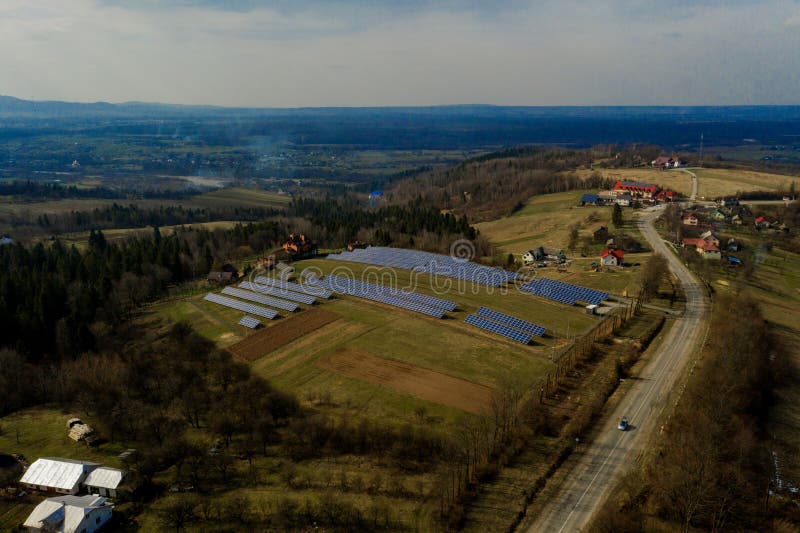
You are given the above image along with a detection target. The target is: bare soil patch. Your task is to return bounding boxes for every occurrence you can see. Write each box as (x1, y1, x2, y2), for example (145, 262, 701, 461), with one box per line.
(315, 348, 493, 415)
(228, 308, 340, 361)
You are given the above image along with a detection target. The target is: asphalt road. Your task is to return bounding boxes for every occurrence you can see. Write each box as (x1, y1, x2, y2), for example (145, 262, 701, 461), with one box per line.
(526, 207, 710, 532)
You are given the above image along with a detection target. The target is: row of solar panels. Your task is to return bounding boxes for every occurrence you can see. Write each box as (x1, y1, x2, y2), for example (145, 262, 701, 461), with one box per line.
(313, 274, 456, 311)
(326, 246, 517, 287)
(204, 293, 278, 320)
(520, 278, 608, 306)
(309, 275, 447, 318)
(254, 276, 333, 299)
(464, 314, 533, 345)
(239, 316, 261, 329)
(239, 281, 316, 305)
(475, 306, 546, 337)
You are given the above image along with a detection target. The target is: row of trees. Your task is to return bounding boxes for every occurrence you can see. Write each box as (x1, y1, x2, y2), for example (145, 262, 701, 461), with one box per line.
(31, 203, 279, 234)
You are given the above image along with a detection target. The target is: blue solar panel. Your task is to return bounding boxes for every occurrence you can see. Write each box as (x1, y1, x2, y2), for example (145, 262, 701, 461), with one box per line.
(475, 307, 546, 337)
(464, 314, 532, 344)
(309, 275, 447, 318)
(254, 276, 333, 299)
(519, 277, 608, 306)
(221, 286, 299, 312)
(203, 293, 277, 319)
(238, 316, 261, 329)
(325, 246, 517, 287)
(239, 281, 316, 305)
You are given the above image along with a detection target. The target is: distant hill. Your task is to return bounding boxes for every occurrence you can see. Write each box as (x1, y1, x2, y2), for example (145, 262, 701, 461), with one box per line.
(2, 95, 800, 149)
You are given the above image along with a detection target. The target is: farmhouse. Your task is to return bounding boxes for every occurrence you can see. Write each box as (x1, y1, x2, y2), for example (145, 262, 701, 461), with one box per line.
(20, 458, 100, 495)
(682, 212, 699, 226)
(82, 467, 126, 498)
(651, 156, 684, 169)
(682, 238, 721, 260)
(654, 189, 676, 202)
(23, 494, 112, 533)
(754, 216, 772, 229)
(614, 194, 632, 207)
(522, 247, 566, 265)
(699, 230, 720, 248)
(600, 249, 624, 267)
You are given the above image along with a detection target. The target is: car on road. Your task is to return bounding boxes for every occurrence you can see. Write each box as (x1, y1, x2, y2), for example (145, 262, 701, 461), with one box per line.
(617, 417, 629, 431)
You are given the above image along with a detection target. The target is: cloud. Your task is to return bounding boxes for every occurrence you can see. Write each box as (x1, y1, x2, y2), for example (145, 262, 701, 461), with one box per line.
(0, 0, 797, 106)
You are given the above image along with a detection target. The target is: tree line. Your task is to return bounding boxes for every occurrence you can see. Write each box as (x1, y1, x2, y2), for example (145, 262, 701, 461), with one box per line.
(0, 179, 194, 200)
(31, 203, 280, 234)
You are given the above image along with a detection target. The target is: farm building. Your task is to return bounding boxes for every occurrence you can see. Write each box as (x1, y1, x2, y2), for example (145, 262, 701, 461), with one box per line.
(755, 216, 772, 229)
(207, 271, 235, 284)
(613, 180, 660, 199)
(522, 247, 566, 265)
(682, 213, 699, 226)
(592, 226, 609, 242)
(82, 467, 126, 498)
(580, 193, 600, 206)
(600, 249, 624, 267)
(23, 494, 112, 533)
(20, 458, 100, 495)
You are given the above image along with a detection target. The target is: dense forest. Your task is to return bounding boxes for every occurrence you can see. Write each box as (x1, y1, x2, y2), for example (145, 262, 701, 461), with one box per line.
(387, 148, 610, 221)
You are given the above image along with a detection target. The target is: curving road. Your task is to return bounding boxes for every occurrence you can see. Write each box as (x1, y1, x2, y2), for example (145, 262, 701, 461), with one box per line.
(526, 207, 710, 533)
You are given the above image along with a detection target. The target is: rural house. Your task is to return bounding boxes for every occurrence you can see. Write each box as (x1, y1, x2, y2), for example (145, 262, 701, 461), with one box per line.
(522, 247, 566, 265)
(651, 156, 684, 169)
(682, 212, 699, 226)
(600, 249, 624, 267)
(23, 494, 113, 533)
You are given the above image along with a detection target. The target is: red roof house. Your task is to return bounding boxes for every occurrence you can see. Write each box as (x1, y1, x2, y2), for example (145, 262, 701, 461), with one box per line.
(600, 249, 625, 266)
(613, 180, 660, 199)
(682, 212, 699, 226)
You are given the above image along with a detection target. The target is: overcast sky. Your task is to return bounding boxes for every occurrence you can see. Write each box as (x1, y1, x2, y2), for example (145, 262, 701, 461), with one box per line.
(1, 0, 799, 107)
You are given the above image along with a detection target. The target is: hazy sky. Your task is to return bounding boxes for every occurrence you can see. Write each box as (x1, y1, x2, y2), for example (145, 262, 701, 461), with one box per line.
(1, 0, 799, 106)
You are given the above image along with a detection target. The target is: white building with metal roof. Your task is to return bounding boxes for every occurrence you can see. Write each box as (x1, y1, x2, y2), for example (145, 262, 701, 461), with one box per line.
(23, 494, 112, 533)
(19, 458, 100, 495)
(82, 466, 126, 498)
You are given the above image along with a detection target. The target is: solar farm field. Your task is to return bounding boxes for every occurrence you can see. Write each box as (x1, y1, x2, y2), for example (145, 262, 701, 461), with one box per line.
(147, 256, 598, 427)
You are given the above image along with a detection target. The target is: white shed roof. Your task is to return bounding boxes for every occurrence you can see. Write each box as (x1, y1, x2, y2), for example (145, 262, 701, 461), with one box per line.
(20, 457, 99, 491)
(83, 466, 125, 490)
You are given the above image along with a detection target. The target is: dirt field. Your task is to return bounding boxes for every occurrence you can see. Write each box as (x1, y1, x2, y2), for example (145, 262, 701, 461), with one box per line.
(316, 348, 494, 415)
(228, 308, 341, 361)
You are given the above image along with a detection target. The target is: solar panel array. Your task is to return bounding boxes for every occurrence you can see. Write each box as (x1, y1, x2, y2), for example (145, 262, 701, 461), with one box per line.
(325, 246, 517, 287)
(221, 286, 299, 312)
(519, 278, 608, 306)
(239, 281, 316, 305)
(308, 275, 449, 318)
(254, 276, 333, 299)
(204, 293, 277, 319)
(464, 314, 532, 344)
(238, 316, 261, 329)
(475, 306, 546, 337)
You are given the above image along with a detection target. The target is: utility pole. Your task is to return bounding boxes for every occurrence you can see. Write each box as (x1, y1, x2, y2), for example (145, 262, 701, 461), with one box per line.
(699, 133, 704, 167)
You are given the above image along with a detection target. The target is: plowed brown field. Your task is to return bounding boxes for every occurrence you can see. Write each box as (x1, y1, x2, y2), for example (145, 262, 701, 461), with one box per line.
(316, 348, 493, 414)
(228, 308, 340, 361)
